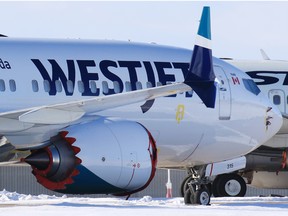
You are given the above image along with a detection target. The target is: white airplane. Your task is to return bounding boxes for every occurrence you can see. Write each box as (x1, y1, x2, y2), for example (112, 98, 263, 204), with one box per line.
(0, 7, 282, 205)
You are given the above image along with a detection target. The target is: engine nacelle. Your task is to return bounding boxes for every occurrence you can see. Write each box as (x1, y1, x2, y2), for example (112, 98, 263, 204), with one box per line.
(24, 118, 157, 196)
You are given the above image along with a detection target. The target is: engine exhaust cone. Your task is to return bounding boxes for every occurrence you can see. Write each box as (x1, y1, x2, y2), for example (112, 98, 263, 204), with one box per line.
(25, 151, 50, 170)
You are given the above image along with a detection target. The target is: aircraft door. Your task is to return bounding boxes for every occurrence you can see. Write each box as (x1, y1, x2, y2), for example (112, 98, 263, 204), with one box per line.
(214, 66, 231, 120)
(268, 89, 285, 113)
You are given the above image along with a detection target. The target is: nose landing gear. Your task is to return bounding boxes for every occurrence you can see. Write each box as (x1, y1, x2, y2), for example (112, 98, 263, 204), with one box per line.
(184, 184, 211, 205)
(182, 167, 212, 205)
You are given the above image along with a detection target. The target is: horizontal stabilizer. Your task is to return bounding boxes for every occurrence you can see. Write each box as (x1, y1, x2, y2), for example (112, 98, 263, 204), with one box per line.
(184, 6, 216, 108)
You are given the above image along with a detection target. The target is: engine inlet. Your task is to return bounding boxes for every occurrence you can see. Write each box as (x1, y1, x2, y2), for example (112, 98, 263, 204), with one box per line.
(24, 131, 81, 190)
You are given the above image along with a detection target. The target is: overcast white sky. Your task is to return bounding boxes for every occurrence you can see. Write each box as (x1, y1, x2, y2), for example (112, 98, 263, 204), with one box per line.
(0, 1, 288, 60)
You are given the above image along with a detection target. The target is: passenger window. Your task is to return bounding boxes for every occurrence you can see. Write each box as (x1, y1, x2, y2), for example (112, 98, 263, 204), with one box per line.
(0, 79, 5, 92)
(32, 80, 39, 92)
(273, 95, 281, 105)
(136, 81, 142, 90)
(146, 82, 153, 88)
(43, 80, 50, 92)
(157, 82, 163, 87)
(55, 80, 62, 93)
(9, 80, 16, 92)
(125, 81, 132, 92)
(78, 81, 84, 93)
(187, 90, 193, 96)
(113, 81, 120, 93)
(67, 80, 74, 94)
(89, 81, 97, 94)
(242, 79, 260, 95)
(102, 81, 109, 94)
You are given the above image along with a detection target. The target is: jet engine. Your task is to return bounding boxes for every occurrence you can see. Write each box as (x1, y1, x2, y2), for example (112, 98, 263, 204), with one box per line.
(24, 118, 157, 196)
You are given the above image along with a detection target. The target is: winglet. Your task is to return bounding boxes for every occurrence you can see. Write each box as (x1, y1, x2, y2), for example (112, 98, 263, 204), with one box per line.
(184, 6, 216, 108)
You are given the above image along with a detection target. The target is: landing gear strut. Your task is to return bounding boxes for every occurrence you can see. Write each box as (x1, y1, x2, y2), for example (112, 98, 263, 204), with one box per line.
(182, 167, 212, 205)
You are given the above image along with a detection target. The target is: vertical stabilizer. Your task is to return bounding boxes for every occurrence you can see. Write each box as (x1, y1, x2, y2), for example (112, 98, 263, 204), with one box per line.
(260, 49, 270, 60)
(184, 7, 216, 108)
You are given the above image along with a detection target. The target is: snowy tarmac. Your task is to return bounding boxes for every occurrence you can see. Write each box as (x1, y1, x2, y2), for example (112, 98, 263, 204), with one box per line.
(0, 190, 288, 216)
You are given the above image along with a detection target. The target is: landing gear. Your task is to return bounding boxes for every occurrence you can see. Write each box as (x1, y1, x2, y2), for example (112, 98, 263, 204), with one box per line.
(212, 173, 246, 197)
(184, 185, 211, 205)
(180, 172, 247, 203)
(182, 167, 212, 205)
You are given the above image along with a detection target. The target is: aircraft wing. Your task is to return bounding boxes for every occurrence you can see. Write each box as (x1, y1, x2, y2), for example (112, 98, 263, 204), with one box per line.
(0, 83, 191, 127)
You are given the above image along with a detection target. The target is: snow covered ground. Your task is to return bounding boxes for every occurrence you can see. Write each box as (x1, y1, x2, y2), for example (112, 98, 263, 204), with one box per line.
(0, 190, 288, 216)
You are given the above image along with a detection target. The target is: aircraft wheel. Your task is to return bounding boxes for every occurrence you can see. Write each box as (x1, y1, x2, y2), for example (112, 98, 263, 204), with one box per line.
(212, 175, 222, 197)
(194, 187, 210, 205)
(180, 176, 192, 197)
(184, 185, 211, 205)
(217, 174, 246, 197)
(184, 188, 193, 204)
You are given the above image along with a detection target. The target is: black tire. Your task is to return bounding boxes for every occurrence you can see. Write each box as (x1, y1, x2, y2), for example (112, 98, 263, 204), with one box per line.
(212, 176, 222, 197)
(180, 176, 192, 197)
(184, 188, 192, 204)
(218, 174, 246, 197)
(194, 187, 210, 205)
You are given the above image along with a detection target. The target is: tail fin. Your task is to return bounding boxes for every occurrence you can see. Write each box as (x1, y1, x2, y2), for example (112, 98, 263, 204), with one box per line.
(184, 6, 216, 108)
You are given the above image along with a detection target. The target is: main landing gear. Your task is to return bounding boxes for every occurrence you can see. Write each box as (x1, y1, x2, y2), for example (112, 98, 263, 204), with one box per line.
(212, 173, 246, 197)
(181, 167, 212, 205)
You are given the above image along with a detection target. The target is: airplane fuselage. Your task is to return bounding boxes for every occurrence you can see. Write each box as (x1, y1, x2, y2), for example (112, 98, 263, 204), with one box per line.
(0, 38, 281, 168)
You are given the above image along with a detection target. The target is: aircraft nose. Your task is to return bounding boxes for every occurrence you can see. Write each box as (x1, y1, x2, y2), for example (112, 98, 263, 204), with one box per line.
(265, 105, 283, 139)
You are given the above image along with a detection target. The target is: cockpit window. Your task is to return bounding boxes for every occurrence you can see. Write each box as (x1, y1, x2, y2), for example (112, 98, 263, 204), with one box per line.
(242, 79, 260, 95)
